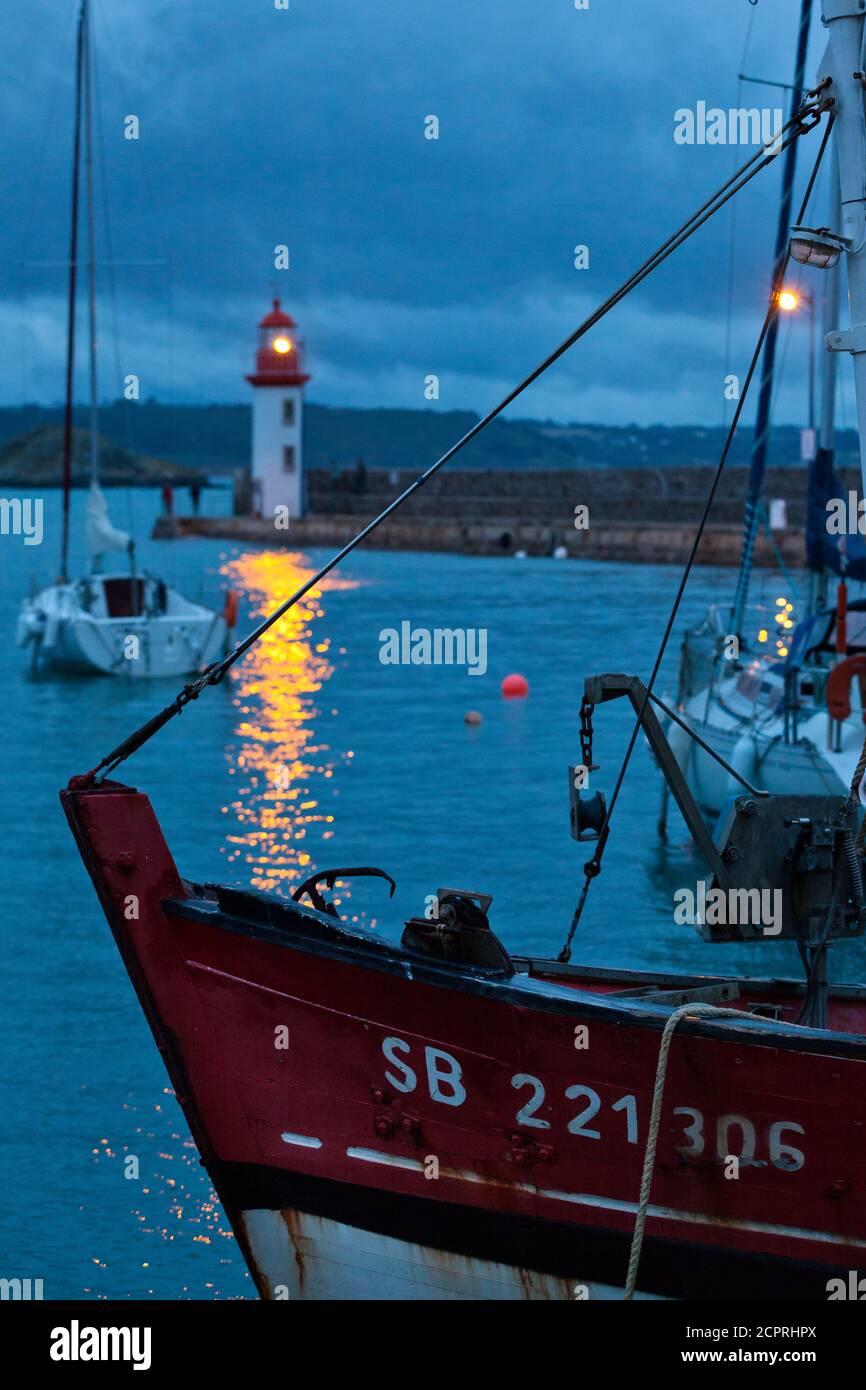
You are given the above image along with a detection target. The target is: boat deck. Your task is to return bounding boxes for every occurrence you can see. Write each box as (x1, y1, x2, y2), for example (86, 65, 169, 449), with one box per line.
(522, 958, 866, 1037)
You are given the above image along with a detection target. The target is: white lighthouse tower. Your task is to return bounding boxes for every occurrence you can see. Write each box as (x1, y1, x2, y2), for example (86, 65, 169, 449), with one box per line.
(245, 298, 310, 520)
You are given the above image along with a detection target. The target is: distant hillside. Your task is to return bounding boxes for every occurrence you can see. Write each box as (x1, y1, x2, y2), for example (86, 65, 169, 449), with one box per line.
(0, 402, 856, 476)
(0, 425, 204, 487)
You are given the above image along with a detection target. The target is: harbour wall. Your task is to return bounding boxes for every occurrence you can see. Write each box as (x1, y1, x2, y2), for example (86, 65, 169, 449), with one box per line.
(152, 464, 831, 566)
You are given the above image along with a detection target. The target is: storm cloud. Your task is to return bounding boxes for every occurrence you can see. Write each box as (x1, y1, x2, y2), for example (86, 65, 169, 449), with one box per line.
(1, 0, 840, 427)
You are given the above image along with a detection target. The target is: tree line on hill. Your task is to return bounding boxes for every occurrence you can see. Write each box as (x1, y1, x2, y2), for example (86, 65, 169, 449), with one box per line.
(0, 400, 854, 482)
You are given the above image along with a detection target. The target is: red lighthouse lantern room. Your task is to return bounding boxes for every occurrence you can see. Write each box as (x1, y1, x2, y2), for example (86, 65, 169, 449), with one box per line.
(246, 299, 311, 386)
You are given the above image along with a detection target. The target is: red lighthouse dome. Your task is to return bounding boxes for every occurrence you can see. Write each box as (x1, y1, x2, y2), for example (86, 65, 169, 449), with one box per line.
(246, 298, 310, 386)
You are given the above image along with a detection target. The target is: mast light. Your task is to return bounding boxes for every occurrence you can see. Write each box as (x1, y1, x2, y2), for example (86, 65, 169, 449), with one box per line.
(789, 225, 847, 269)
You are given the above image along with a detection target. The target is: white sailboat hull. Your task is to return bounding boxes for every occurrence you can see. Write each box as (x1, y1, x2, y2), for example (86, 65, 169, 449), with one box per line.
(674, 682, 860, 816)
(33, 610, 227, 677)
(18, 577, 229, 678)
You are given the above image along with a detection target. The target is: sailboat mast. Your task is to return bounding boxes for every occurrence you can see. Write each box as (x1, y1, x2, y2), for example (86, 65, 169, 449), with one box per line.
(809, 139, 842, 615)
(731, 0, 814, 634)
(819, 142, 841, 459)
(59, 2, 86, 582)
(822, 1, 866, 494)
(82, 0, 99, 492)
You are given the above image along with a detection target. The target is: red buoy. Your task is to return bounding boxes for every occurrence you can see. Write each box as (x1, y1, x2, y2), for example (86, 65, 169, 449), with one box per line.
(501, 673, 528, 699)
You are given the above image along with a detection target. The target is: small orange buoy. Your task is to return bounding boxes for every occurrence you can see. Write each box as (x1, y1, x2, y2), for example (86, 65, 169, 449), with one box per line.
(464, 710, 483, 725)
(502, 673, 528, 699)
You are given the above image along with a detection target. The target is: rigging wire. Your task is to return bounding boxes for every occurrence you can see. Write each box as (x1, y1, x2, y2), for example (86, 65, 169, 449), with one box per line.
(20, 5, 81, 266)
(94, 0, 176, 409)
(731, 0, 815, 633)
(557, 110, 835, 963)
(91, 2, 123, 400)
(90, 2, 135, 532)
(60, 3, 86, 584)
(79, 93, 833, 785)
(19, 3, 80, 410)
(83, 0, 100, 490)
(723, 0, 759, 426)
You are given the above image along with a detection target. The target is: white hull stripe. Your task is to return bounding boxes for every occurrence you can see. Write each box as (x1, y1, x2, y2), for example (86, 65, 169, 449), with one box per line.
(345, 1146, 866, 1250)
(280, 1132, 322, 1149)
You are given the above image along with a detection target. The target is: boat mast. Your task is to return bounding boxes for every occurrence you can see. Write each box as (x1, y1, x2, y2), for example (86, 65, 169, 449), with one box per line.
(822, 1, 866, 497)
(811, 137, 842, 614)
(82, 0, 99, 496)
(59, 2, 86, 583)
(820, 144, 842, 457)
(731, 0, 814, 634)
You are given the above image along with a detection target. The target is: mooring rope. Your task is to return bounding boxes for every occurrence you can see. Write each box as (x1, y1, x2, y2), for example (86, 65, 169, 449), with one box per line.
(623, 1003, 779, 1301)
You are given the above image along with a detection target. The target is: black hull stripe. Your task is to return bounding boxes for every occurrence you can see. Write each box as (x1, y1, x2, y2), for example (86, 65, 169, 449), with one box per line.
(217, 1160, 861, 1301)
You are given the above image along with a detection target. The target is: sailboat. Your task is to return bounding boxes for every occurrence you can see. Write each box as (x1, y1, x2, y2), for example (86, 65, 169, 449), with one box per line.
(62, 3, 866, 1301)
(669, 7, 866, 816)
(16, 0, 233, 679)
(670, 180, 866, 812)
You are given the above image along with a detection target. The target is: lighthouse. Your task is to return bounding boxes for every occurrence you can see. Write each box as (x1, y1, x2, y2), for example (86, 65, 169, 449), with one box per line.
(245, 299, 311, 520)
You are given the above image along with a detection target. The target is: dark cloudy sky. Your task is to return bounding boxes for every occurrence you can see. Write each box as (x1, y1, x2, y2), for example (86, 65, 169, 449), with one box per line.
(1, 0, 848, 427)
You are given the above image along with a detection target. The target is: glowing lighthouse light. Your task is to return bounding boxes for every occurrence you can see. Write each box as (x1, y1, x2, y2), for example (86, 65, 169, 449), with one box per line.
(245, 298, 311, 522)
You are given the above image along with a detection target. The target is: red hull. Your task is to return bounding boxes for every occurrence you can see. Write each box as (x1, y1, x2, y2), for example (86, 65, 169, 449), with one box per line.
(63, 780, 866, 1300)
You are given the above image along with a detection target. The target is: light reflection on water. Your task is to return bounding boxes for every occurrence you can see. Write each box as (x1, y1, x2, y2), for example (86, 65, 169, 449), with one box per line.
(84, 1090, 247, 1300)
(219, 550, 359, 897)
(79, 551, 371, 1300)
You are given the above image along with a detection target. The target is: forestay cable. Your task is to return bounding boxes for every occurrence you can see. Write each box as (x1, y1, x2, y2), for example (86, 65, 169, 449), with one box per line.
(79, 93, 833, 785)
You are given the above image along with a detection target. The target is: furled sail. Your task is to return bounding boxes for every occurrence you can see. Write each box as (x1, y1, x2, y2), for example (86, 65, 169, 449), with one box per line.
(86, 482, 131, 558)
(806, 447, 866, 581)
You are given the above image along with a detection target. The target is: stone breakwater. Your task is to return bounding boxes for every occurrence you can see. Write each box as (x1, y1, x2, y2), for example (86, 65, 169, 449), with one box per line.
(152, 464, 828, 566)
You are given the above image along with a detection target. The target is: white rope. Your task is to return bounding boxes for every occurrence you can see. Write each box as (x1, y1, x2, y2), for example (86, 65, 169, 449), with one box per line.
(623, 1003, 770, 1301)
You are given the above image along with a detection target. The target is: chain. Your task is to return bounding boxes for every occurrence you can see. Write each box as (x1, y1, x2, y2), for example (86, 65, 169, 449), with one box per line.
(578, 695, 596, 778)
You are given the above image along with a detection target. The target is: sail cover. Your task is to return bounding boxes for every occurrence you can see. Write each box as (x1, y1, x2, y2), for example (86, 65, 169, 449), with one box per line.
(805, 447, 866, 580)
(86, 483, 131, 559)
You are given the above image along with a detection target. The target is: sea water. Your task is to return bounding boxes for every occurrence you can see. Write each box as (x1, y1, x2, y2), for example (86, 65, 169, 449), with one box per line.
(0, 486, 858, 1298)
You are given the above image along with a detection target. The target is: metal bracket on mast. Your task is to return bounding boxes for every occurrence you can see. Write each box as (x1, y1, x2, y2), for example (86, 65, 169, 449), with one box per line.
(826, 324, 866, 349)
(822, 0, 865, 20)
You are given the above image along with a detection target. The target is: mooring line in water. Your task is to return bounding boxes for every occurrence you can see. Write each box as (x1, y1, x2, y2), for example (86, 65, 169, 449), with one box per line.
(76, 96, 832, 785)
(558, 109, 836, 963)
